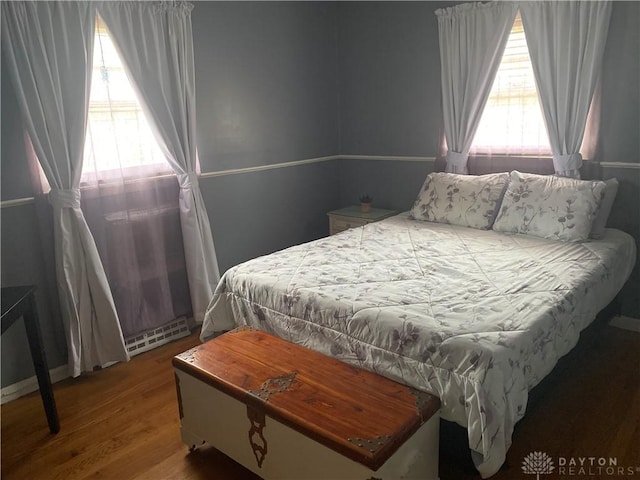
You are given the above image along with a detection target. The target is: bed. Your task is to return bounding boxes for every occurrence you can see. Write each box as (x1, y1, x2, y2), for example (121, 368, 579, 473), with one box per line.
(200, 170, 636, 478)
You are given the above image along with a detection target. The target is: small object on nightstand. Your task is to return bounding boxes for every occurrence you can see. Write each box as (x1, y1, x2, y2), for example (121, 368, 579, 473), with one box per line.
(359, 194, 373, 213)
(327, 206, 398, 236)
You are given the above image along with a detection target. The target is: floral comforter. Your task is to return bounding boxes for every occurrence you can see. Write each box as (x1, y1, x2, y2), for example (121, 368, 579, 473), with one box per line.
(201, 213, 636, 478)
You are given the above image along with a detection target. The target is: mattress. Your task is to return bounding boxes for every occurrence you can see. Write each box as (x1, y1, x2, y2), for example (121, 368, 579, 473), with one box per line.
(201, 213, 636, 478)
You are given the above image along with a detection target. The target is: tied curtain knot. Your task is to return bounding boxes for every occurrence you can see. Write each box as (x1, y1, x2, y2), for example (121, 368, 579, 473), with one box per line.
(553, 153, 583, 173)
(177, 171, 200, 191)
(48, 188, 81, 209)
(446, 151, 469, 169)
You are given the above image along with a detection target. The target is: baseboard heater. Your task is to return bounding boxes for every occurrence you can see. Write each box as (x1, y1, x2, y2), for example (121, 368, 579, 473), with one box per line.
(125, 317, 191, 357)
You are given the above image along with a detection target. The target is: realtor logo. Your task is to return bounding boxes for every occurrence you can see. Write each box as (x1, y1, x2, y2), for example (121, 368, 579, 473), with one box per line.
(522, 451, 555, 479)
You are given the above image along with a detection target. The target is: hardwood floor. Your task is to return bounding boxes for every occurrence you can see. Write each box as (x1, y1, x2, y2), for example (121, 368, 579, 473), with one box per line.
(2, 325, 638, 480)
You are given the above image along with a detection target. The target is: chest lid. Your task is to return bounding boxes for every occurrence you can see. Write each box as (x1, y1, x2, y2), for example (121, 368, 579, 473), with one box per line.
(173, 328, 440, 470)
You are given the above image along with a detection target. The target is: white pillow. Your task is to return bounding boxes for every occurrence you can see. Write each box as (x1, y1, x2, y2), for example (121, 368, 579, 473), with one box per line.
(410, 172, 510, 230)
(590, 178, 618, 239)
(493, 171, 606, 242)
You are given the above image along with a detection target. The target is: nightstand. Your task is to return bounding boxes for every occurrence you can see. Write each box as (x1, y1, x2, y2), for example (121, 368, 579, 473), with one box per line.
(327, 206, 398, 235)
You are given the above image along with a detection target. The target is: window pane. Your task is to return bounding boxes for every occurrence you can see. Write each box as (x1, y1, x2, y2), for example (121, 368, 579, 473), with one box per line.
(472, 13, 551, 155)
(82, 16, 171, 184)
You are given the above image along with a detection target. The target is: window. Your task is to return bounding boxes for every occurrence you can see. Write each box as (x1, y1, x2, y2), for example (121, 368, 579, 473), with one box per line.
(471, 13, 551, 155)
(82, 16, 170, 184)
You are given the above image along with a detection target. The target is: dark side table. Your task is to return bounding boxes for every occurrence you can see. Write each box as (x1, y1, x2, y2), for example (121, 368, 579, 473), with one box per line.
(1, 286, 60, 433)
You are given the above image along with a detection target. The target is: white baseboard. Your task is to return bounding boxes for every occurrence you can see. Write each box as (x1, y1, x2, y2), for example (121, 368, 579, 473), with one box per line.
(1, 364, 69, 405)
(609, 315, 640, 333)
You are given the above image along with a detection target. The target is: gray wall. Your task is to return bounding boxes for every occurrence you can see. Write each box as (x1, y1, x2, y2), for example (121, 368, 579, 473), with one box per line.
(193, 2, 340, 172)
(599, 2, 640, 316)
(1, 55, 32, 200)
(337, 1, 452, 157)
(335, 1, 454, 211)
(2, 1, 639, 387)
(191, 1, 342, 270)
(201, 162, 341, 274)
(600, 1, 640, 166)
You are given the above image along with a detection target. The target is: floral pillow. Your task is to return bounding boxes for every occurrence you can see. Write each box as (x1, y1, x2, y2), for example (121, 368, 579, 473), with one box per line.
(492, 171, 606, 242)
(590, 178, 618, 239)
(410, 172, 510, 230)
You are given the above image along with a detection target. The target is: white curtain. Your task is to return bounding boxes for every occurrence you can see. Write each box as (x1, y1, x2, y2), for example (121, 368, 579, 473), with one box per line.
(98, 1, 220, 324)
(1, 1, 129, 377)
(436, 2, 518, 174)
(520, 1, 612, 178)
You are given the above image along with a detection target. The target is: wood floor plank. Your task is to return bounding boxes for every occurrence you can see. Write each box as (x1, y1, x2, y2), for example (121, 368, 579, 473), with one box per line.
(2, 326, 638, 480)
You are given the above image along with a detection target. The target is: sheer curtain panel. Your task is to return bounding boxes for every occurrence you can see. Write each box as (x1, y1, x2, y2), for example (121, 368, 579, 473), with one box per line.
(1, 1, 129, 377)
(98, 1, 220, 324)
(82, 180, 192, 339)
(520, 1, 612, 178)
(436, 2, 518, 174)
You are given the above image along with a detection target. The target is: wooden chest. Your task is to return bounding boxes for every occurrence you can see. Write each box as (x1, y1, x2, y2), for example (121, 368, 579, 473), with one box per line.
(173, 328, 441, 479)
